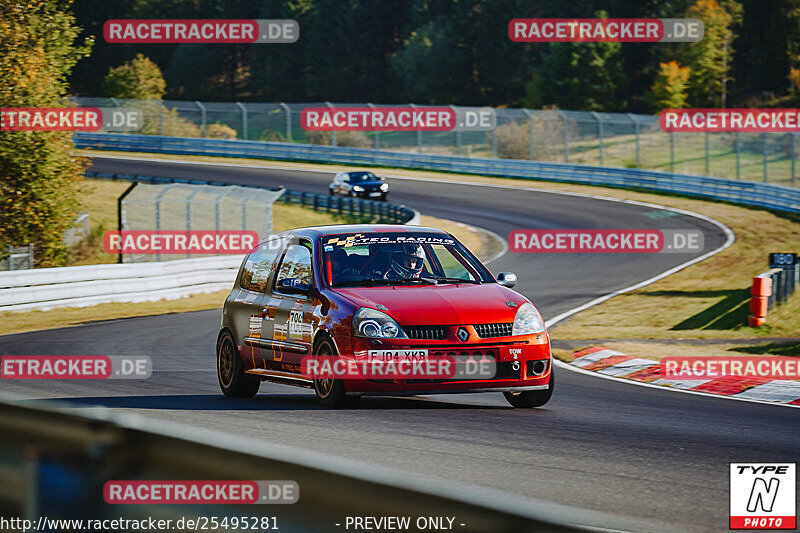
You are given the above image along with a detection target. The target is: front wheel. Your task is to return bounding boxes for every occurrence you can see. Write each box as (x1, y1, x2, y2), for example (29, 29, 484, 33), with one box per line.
(503, 369, 554, 408)
(217, 331, 260, 398)
(312, 337, 348, 407)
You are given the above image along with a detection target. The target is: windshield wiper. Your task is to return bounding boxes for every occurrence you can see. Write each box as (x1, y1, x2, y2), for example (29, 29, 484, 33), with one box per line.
(425, 277, 481, 284)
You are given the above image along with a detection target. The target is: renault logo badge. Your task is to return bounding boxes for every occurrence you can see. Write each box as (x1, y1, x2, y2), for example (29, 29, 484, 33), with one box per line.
(457, 327, 469, 342)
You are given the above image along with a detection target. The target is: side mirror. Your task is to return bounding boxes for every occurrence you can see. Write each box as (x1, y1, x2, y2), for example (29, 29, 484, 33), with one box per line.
(277, 277, 311, 295)
(497, 272, 517, 288)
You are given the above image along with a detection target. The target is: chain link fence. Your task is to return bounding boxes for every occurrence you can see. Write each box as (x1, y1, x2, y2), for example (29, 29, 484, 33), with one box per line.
(73, 97, 799, 188)
(121, 183, 282, 263)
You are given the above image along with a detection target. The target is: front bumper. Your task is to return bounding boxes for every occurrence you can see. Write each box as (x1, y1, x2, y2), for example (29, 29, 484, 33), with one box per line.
(336, 332, 552, 394)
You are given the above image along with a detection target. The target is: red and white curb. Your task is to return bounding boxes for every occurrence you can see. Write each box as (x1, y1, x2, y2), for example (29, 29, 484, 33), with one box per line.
(568, 347, 800, 406)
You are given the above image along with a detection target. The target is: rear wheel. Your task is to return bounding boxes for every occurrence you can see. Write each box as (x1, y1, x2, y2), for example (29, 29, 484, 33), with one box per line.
(217, 331, 260, 398)
(503, 369, 554, 408)
(312, 337, 349, 407)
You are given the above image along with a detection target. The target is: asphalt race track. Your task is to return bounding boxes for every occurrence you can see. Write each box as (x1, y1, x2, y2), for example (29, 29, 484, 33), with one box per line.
(1, 155, 798, 532)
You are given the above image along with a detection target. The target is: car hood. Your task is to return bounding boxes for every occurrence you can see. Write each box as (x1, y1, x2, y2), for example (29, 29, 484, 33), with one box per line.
(352, 180, 384, 188)
(334, 283, 528, 325)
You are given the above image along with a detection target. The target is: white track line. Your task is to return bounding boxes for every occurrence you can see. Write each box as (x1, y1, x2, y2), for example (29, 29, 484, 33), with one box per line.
(88, 152, 800, 410)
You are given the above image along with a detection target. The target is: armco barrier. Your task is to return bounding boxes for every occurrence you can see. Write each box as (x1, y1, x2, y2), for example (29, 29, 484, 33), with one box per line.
(75, 132, 800, 215)
(749, 263, 800, 326)
(0, 255, 242, 312)
(0, 395, 589, 531)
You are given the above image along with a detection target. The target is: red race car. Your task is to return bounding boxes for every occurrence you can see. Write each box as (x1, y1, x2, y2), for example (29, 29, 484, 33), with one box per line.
(217, 225, 553, 407)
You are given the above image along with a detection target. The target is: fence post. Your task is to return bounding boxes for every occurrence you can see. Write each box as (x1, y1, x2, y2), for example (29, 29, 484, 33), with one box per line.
(789, 132, 795, 187)
(628, 113, 640, 168)
(158, 101, 164, 135)
(591, 111, 603, 166)
(670, 131, 675, 172)
(368, 103, 379, 149)
(186, 189, 202, 258)
(236, 102, 248, 140)
(705, 132, 710, 175)
(154, 186, 174, 262)
(280, 103, 292, 142)
(325, 102, 336, 146)
(195, 101, 207, 137)
(451, 105, 461, 156)
(410, 104, 422, 153)
(736, 132, 741, 179)
(117, 182, 138, 264)
(522, 109, 534, 160)
(491, 111, 498, 158)
(558, 111, 568, 163)
(763, 132, 768, 182)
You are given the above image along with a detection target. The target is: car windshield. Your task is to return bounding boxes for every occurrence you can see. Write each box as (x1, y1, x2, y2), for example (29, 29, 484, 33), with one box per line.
(321, 232, 493, 286)
(347, 172, 379, 182)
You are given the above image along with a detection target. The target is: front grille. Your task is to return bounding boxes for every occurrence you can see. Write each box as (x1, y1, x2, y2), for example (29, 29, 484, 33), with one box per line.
(404, 325, 448, 340)
(473, 323, 513, 338)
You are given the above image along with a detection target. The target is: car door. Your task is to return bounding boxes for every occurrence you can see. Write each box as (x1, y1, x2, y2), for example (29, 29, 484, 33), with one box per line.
(232, 237, 285, 370)
(263, 239, 316, 373)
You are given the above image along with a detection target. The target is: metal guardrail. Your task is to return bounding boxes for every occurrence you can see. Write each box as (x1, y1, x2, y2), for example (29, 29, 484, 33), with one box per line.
(84, 170, 419, 225)
(0, 395, 583, 532)
(76, 133, 800, 215)
(0, 255, 242, 312)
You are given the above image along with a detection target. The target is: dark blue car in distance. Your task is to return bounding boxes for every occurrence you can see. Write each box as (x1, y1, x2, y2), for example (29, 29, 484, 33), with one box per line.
(329, 171, 390, 201)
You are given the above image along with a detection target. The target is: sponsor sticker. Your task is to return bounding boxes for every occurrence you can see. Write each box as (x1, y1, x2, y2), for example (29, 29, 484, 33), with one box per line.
(104, 19, 298, 43)
(730, 464, 796, 529)
(325, 234, 456, 248)
(103, 480, 298, 504)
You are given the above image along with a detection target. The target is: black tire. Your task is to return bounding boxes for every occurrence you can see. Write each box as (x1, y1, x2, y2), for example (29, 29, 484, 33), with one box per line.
(217, 331, 260, 398)
(312, 336, 348, 407)
(503, 369, 554, 408)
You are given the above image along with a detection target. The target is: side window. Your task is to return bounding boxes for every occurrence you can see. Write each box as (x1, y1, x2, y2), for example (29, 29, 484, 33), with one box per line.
(274, 244, 313, 292)
(240, 240, 282, 292)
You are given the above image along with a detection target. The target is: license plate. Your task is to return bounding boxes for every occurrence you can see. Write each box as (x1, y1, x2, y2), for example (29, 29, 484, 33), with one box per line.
(368, 349, 428, 363)
(369, 192, 382, 197)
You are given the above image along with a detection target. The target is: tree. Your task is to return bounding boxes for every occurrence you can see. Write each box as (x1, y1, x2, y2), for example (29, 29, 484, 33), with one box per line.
(679, 0, 737, 107)
(649, 61, 691, 111)
(101, 53, 166, 100)
(525, 40, 627, 111)
(0, 0, 93, 267)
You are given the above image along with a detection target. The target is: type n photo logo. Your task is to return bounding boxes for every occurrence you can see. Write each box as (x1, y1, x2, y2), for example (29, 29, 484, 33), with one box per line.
(730, 463, 796, 529)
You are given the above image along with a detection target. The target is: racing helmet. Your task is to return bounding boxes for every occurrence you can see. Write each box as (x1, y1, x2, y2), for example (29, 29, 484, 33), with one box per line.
(390, 243, 425, 278)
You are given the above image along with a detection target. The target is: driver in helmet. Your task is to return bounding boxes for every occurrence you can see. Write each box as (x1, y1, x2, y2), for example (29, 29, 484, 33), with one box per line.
(385, 243, 425, 279)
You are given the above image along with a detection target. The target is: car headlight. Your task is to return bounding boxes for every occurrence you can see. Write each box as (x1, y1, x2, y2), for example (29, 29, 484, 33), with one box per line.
(353, 307, 407, 339)
(380, 183, 389, 191)
(352, 185, 365, 192)
(512, 303, 545, 335)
